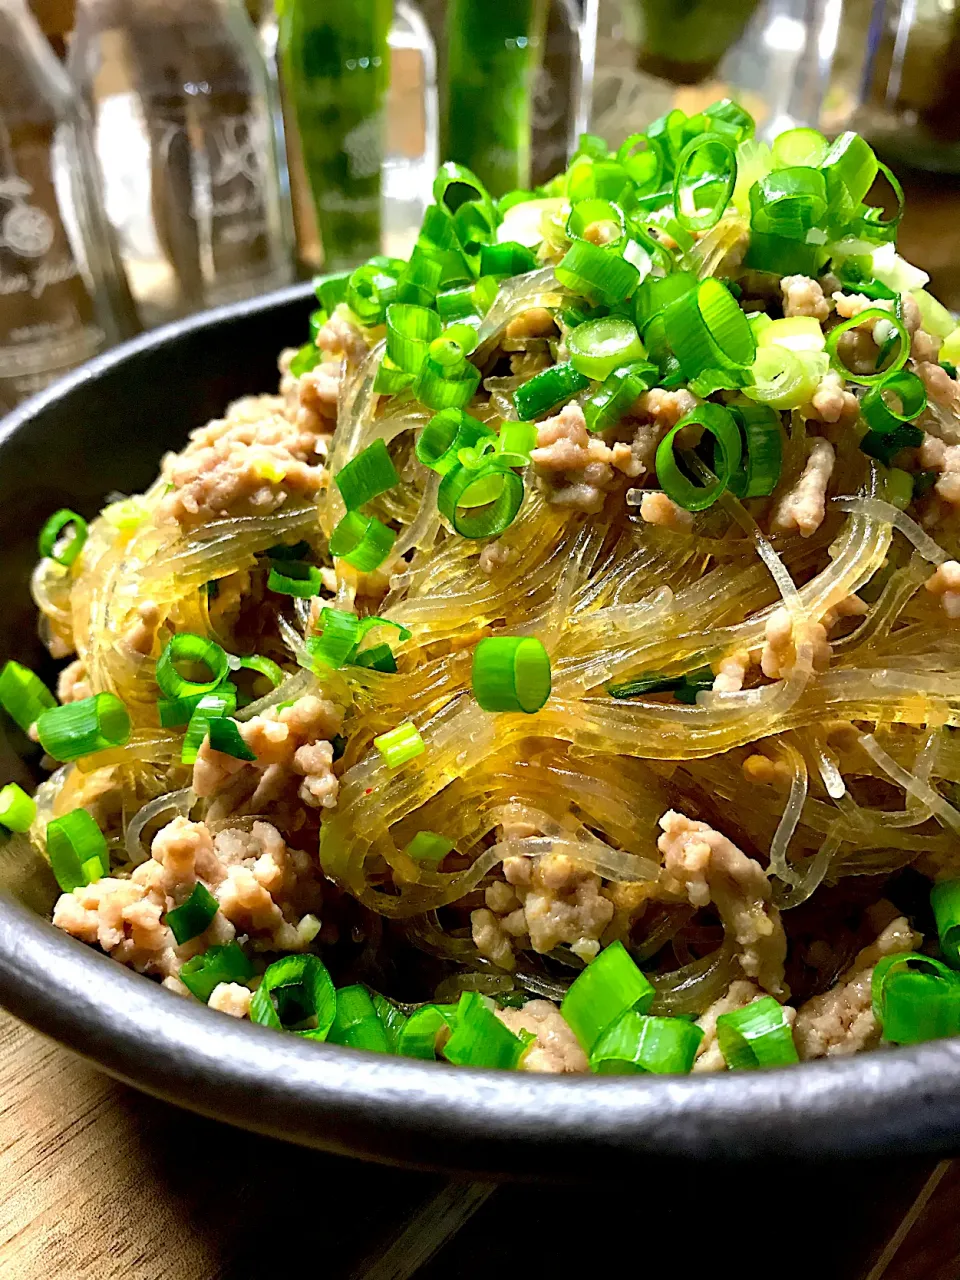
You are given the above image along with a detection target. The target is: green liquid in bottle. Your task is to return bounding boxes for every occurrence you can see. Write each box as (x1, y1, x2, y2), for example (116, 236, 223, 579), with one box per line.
(279, 0, 392, 270)
(443, 0, 547, 199)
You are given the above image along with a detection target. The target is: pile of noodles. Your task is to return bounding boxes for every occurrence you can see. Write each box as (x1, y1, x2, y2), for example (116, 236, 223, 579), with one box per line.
(26, 263, 960, 1011)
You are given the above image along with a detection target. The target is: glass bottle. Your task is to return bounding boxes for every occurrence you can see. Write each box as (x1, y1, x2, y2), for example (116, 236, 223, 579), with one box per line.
(442, 0, 550, 197)
(69, 0, 295, 329)
(0, 0, 136, 412)
(278, 0, 393, 271)
(383, 1, 439, 260)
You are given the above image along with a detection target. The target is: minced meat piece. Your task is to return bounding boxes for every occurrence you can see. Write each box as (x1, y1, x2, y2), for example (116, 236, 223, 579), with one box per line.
(471, 907, 516, 970)
(771, 437, 835, 538)
(781, 274, 830, 322)
(794, 913, 920, 1059)
(657, 810, 788, 996)
(56, 659, 91, 704)
(925, 560, 960, 619)
(532, 401, 616, 513)
(208, 981, 253, 1018)
(315, 306, 369, 363)
(496, 1000, 588, 1073)
(760, 608, 831, 679)
(917, 361, 960, 409)
(920, 433, 960, 510)
(639, 491, 694, 531)
(712, 649, 751, 693)
(803, 370, 859, 426)
(505, 307, 556, 341)
(158, 411, 325, 529)
(193, 692, 343, 817)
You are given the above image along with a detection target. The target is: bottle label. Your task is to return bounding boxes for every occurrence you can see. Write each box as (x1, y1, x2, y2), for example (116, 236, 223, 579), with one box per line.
(0, 145, 104, 412)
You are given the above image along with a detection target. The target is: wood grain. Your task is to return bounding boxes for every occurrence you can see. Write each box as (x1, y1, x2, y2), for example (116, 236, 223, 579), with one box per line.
(1, 1003, 958, 1280)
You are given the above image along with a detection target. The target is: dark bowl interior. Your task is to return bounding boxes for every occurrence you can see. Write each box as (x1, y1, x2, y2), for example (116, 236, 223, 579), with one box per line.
(2, 283, 960, 1178)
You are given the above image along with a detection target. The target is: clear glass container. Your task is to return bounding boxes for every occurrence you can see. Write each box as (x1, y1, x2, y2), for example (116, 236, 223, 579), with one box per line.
(0, 0, 136, 412)
(383, 0, 438, 259)
(69, 0, 295, 329)
(589, 0, 842, 148)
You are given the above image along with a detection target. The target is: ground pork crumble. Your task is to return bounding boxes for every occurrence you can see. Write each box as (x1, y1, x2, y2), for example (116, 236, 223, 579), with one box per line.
(657, 810, 788, 996)
(52, 814, 324, 980)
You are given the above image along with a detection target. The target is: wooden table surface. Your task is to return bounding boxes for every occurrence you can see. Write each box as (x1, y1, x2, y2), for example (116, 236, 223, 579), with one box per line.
(2, 1003, 960, 1280)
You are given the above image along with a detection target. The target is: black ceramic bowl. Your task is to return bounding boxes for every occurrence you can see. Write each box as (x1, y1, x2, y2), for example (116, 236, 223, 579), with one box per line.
(2, 283, 960, 1179)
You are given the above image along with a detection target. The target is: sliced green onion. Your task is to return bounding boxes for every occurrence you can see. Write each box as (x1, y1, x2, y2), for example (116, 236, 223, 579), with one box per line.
(750, 167, 827, 241)
(433, 161, 495, 219)
(46, 808, 109, 892)
(267, 562, 323, 598)
(372, 993, 409, 1051)
(328, 511, 396, 573)
(472, 636, 551, 715)
(607, 674, 683, 699)
(617, 132, 663, 190)
(442, 991, 526, 1070)
(771, 127, 829, 169)
(584, 360, 659, 433)
(327, 984, 391, 1053)
(590, 1010, 703, 1075)
(346, 262, 399, 326)
(385, 304, 442, 374)
(0, 782, 36, 832)
(397, 1003, 458, 1060)
(656, 402, 742, 512)
(352, 642, 397, 672)
(555, 239, 640, 308)
(727, 403, 783, 499)
(310, 608, 361, 669)
(672, 666, 715, 704)
(884, 467, 915, 510)
(673, 131, 737, 233)
(663, 278, 756, 380)
(437, 464, 524, 539)
(860, 423, 923, 465)
(716, 996, 799, 1068)
(250, 954, 337, 1041)
(232, 656, 284, 707)
(181, 690, 233, 765)
(560, 939, 655, 1053)
(873, 953, 960, 1044)
(36, 693, 130, 763)
(567, 316, 645, 382)
(156, 634, 230, 700)
(180, 941, 253, 1003)
(417, 409, 496, 476)
(158, 684, 235, 729)
(513, 361, 591, 421)
(744, 231, 825, 278)
(309, 308, 327, 341)
(744, 347, 827, 410)
(414, 336, 482, 411)
(335, 439, 400, 511)
(165, 881, 219, 944)
(404, 831, 456, 861)
(480, 241, 538, 276)
(207, 717, 256, 761)
(634, 271, 695, 337)
(0, 661, 56, 734)
(495, 421, 538, 468)
(373, 721, 425, 768)
(38, 509, 88, 568)
(313, 271, 351, 312)
(374, 355, 415, 395)
(289, 342, 321, 378)
(931, 880, 960, 969)
(862, 369, 926, 435)
(757, 315, 826, 353)
(566, 198, 627, 249)
(820, 130, 878, 209)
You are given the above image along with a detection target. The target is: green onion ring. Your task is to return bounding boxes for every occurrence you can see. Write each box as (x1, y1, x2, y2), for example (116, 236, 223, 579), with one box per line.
(38, 509, 88, 568)
(655, 402, 743, 512)
(437, 463, 524, 539)
(825, 305, 910, 386)
(672, 131, 737, 233)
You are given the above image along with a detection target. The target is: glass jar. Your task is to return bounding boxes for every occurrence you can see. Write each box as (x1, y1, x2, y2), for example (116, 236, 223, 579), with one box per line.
(69, 0, 295, 328)
(0, 0, 136, 412)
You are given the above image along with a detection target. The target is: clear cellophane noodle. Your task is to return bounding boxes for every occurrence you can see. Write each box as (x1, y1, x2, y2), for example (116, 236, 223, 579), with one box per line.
(30, 266, 960, 1005)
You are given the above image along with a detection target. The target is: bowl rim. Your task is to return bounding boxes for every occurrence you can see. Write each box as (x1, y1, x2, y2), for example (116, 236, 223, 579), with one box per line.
(3, 284, 959, 1177)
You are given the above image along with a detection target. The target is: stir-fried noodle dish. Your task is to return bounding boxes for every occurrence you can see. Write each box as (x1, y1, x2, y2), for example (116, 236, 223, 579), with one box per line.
(7, 102, 960, 1074)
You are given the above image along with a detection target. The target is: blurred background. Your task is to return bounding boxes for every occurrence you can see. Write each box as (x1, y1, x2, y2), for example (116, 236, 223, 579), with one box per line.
(5, 0, 960, 412)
